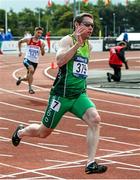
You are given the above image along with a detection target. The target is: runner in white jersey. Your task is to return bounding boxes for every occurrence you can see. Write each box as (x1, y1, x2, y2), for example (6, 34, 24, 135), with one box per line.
(16, 27, 45, 94)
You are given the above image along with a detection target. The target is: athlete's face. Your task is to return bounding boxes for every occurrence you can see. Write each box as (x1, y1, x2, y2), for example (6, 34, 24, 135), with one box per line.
(76, 16, 94, 38)
(35, 30, 43, 38)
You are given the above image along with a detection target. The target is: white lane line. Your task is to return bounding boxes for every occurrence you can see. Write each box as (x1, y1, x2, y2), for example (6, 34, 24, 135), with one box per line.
(38, 143, 68, 148)
(99, 148, 123, 153)
(1, 87, 140, 109)
(0, 88, 49, 102)
(98, 148, 140, 160)
(0, 136, 11, 142)
(1, 100, 140, 121)
(0, 117, 140, 148)
(44, 159, 79, 164)
(0, 101, 44, 114)
(90, 97, 140, 108)
(1, 98, 140, 135)
(111, 153, 140, 158)
(76, 123, 140, 131)
(44, 67, 55, 80)
(90, 56, 140, 62)
(0, 154, 13, 157)
(100, 158, 140, 169)
(0, 162, 65, 179)
(101, 122, 140, 131)
(100, 137, 140, 147)
(1, 135, 87, 158)
(88, 86, 140, 98)
(99, 109, 140, 119)
(0, 127, 8, 130)
(117, 167, 140, 172)
(0, 130, 140, 175)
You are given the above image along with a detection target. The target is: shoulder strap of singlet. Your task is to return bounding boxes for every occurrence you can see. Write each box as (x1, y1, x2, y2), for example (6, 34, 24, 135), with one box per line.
(27, 37, 33, 45)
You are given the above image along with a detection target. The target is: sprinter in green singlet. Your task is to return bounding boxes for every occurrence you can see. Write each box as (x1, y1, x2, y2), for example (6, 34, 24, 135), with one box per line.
(12, 13, 107, 174)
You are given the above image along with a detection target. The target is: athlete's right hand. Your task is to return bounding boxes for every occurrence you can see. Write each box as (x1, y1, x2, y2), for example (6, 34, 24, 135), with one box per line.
(75, 26, 87, 46)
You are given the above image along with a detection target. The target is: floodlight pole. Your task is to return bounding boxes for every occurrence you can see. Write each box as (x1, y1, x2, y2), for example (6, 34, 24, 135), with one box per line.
(38, 9, 41, 26)
(5, 10, 8, 34)
(73, 0, 76, 18)
(113, 13, 116, 37)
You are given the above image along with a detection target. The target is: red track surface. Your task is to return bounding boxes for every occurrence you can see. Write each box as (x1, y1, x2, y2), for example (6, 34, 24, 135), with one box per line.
(0, 51, 140, 179)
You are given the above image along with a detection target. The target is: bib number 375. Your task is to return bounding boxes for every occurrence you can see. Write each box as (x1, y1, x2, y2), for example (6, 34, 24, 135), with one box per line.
(73, 61, 88, 78)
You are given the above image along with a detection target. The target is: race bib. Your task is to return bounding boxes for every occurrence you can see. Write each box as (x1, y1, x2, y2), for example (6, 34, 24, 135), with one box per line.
(73, 56, 88, 79)
(50, 99, 61, 112)
(28, 48, 39, 59)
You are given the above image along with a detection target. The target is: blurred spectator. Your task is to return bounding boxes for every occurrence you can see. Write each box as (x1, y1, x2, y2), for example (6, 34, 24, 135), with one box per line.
(5, 29, 13, 41)
(123, 31, 129, 49)
(0, 28, 5, 54)
(45, 31, 51, 53)
(123, 31, 128, 43)
(107, 41, 129, 82)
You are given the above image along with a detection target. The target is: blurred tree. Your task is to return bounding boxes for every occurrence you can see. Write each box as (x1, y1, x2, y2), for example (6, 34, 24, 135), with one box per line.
(0, 10, 5, 30)
(0, 0, 140, 37)
(126, 0, 140, 32)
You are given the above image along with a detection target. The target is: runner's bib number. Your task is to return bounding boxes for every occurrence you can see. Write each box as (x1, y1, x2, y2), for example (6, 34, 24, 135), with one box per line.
(50, 99, 61, 112)
(28, 48, 39, 59)
(73, 56, 88, 79)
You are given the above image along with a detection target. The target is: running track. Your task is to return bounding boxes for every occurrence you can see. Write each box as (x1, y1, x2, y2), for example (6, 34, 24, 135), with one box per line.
(0, 51, 140, 179)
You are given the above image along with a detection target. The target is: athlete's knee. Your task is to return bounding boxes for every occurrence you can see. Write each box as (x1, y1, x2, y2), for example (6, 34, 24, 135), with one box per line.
(93, 114, 101, 125)
(83, 108, 101, 127)
(88, 112, 101, 126)
(28, 66, 34, 74)
(29, 69, 34, 74)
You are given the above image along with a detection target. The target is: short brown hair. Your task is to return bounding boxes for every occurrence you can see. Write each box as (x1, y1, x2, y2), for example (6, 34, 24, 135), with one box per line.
(73, 13, 93, 30)
(73, 13, 93, 24)
(35, 27, 44, 32)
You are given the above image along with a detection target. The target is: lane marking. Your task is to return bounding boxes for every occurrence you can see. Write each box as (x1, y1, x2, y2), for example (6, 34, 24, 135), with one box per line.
(0, 154, 13, 157)
(1, 87, 140, 109)
(90, 97, 140, 108)
(0, 162, 65, 179)
(100, 158, 140, 169)
(1, 100, 140, 121)
(0, 127, 8, 130)
(38, 143, 68, 148)
(0, 135, 87, 158)
(1, 117, 140, 148)
(99, 148, 123, 153)
(88, 86, 140, 98)
(76, 123, 140, 131)
(117, 167, 140, 172)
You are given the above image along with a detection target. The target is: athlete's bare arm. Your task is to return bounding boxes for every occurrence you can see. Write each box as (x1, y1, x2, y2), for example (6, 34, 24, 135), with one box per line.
(18, 38, 31, 57)
(89, 41, 92, 52)
(40, 42, 45, 56)
(56, 25, 87, 67)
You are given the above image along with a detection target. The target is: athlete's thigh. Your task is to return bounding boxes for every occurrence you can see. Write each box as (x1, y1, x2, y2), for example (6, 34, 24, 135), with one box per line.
(23, 58, 35, 72)
(42, 95, 74, 129)
(23, 58, 30, 69)
(70, 93, 96, 119)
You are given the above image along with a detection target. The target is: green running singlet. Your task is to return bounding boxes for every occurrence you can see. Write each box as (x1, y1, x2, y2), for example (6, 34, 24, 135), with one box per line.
(50, 34, 90, 99)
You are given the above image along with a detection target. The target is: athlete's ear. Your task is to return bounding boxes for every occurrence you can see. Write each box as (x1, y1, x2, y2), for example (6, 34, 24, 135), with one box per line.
(75, 22, 79, 28)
